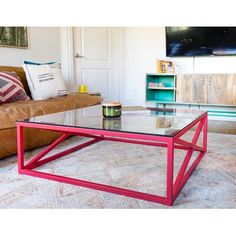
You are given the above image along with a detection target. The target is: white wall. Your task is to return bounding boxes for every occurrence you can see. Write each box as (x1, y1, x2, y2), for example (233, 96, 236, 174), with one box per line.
(122, 27, 236, 105)
(0, 27, 61, 66)
(123, 27, 165, 105)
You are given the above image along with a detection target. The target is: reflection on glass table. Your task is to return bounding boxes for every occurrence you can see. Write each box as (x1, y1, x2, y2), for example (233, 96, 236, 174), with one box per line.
(25, 105, 207, 137)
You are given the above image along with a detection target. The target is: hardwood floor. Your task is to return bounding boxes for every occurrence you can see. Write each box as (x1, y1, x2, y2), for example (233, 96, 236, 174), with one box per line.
(208, 120, 236, 135)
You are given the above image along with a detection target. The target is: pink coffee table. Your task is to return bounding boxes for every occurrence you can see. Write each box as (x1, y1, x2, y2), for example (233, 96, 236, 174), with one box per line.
(17, 106, 208, 206)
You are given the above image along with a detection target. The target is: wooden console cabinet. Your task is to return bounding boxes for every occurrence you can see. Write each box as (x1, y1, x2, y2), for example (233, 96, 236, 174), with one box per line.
(176, 74, 236, 105)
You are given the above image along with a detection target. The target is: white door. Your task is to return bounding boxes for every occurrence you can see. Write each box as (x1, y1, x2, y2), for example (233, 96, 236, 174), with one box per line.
(74, 27, 122, 102)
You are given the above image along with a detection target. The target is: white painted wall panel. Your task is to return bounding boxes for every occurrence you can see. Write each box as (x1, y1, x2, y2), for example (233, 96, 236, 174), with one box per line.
(123, 27, 166, 105)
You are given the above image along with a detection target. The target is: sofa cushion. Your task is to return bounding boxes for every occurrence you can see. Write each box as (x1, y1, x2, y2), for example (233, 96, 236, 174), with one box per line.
(0, 127, 61, 159)
(0, 71, 30, 104)
(23, 62, 68, 100)
(0, 93, 101, 130)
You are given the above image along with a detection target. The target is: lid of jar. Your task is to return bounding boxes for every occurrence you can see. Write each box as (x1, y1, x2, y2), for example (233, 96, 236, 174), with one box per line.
(102, 102, 122, 107)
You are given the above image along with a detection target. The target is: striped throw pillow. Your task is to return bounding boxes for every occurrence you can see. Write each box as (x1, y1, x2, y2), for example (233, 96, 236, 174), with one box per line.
(0, 71, 30, 104)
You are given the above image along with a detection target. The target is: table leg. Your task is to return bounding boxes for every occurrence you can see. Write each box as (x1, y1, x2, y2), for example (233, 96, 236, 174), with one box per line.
(17, 124, 24, 173)
(167, 138, 174, 206)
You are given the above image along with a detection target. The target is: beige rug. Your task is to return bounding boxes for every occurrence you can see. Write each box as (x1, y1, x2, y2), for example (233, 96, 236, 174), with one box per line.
(0, 132, 235, 208)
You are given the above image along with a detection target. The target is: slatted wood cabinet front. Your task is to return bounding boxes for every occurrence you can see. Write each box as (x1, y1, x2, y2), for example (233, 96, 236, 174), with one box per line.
(176, 74, 236, 105)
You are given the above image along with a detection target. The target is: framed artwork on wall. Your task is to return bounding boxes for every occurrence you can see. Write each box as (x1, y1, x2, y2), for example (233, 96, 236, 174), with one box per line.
(157, 59, 175, 74)
(0, 27, 28, 48)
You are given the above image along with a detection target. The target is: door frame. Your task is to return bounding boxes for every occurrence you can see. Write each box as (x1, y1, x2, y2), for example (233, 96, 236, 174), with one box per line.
(60, 27, 125, 100)
(60, 27, 76, 92)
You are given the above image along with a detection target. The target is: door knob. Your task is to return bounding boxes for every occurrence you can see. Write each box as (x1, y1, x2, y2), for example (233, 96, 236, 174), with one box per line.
(75, 53, 85, 58)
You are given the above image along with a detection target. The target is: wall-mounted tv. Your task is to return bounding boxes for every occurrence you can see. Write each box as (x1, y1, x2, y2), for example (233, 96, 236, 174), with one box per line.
(166, 27, 236, 57)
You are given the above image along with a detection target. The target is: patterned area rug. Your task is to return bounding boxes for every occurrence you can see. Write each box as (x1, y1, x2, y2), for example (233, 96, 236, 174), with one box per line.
(0, 132, 235, 208)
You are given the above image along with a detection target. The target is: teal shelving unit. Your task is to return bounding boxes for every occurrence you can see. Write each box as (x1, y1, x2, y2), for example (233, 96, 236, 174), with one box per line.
(146, 73, 176, 102)
(145, 73, 236, 119)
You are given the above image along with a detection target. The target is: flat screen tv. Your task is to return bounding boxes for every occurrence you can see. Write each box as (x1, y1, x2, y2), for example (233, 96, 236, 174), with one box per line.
(166, 27, 236, 57)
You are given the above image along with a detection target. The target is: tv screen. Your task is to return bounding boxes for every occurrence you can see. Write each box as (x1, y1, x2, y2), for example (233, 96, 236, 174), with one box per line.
(166, 27, 236, 57)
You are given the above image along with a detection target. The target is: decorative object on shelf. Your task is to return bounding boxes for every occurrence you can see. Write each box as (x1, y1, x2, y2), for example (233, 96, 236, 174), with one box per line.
(79, 84, 88, 94)
(148, 82, 156, 88)
(0, 27, 28, 48)
(157, 59, 175, 74)
(102, 102, 122, 118)
(156, 82, 164, 87)
(148, 82, 165, 88)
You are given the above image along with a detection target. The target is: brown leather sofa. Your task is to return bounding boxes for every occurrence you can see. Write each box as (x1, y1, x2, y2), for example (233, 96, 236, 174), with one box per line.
(0, 66, 101, 159)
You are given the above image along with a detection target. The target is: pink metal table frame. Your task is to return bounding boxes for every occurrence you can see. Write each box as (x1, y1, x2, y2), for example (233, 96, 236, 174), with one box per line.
(17, 112, 207, 206)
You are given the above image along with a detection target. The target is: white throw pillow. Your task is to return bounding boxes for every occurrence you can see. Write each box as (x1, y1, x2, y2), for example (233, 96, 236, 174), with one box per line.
(23, 62, 67, 100)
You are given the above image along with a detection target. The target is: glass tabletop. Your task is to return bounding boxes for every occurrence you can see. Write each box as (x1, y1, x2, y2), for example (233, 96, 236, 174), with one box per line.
(21, 105, 207, 137)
